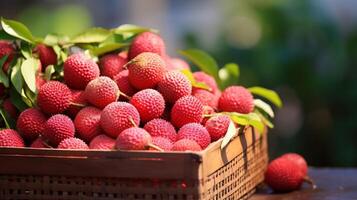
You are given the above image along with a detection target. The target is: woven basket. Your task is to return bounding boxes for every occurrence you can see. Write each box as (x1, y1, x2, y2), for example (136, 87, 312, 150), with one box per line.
(0, 126, 268, 200)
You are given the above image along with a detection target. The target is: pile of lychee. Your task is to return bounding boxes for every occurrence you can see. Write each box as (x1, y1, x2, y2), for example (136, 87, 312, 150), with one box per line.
(0, 31, 259, 152)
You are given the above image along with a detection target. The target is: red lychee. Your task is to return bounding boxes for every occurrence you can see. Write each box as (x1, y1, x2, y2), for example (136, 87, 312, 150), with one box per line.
(16, 108, 47, 141)
(58, 138, 89, 150)
(166, 57, 190, 70)
(171, 95, 204, 128)
(281, 153, 308, 176)
(151, 137, 173, 151)
(113, 70, 137, 100)
(127, 52, 166, 90)
(0, 40, 15, 73)
(172, 139, 202, 152)
(204, 115, 230, 141)
(115, 127, 152, 150)
(177, 123, 211, 149)
(99, 54, 126, 78)
(42, 114, 75, 146)
(130, 89, 165, 122)
(157, 71, 192, 104)
(74, 106, 102, 142)
(89, 134, 115, 150)
(101, 102, 140, 138)
(144, 118, 177, 142)
(66, 90, 87, 118)
(63, 53, 100, 90)
(193, 72, 218, 94)
(84, 76, 119, 109)
(30, 137, 49, 148)
(35, 44, 57, 68)
(2, 98, 18, 119)
(37, 81, 72, 115)
(192, 89, 219, 109)
(218, 86, 254, 114)
(128, 32, 166, 59)
(0, 129, 24, 147)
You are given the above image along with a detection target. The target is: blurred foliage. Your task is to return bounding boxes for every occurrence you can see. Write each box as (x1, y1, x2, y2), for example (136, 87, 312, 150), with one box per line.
(183, 0, 357, 166)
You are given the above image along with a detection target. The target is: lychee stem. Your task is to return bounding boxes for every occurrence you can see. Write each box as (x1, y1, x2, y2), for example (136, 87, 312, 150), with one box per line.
(122, 59, 138, 70)
(128, 117, 138, 127)
(147, 143, 164, 152)
(69, 102, 86, 107)
(303, 176, 317, 190)
(118, 90, 131, 100)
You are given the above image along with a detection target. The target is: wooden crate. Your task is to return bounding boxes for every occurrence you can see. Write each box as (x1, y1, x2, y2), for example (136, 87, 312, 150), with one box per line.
(0, 126, 268, 200)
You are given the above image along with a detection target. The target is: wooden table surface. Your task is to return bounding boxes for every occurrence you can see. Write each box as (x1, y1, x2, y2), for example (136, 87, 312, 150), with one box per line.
(250, 168, 357, 200)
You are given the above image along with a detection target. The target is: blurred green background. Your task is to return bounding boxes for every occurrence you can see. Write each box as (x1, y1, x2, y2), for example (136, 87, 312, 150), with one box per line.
(1, 0, 356, 166)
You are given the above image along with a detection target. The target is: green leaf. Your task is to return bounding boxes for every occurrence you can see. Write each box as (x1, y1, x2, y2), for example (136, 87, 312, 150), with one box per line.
(0, 29, 17, 40)
(254, 109, 274, 129)
(221, 120, 238, 149)
(249, 86, 283, 108)
(0, 56, 9, 87)
(10, 58, 24, 95)
(1, 18, 38, 44)
(90, 42, 129, 56)
(43, 34, 59, 46)
(52, 45, 66, 63)
(254, 99, 274, 118)
(0, 108, 16, 129)
(44, 65, 55, 81)
(180, 69, 211, 91)
(70, 27, 112, 44)
(9, 88, 28, 111)
(219, 63, 240, 88)
(179, 49, 219, 81)
(21, 57, 40, 93)
(20, 41, 33, 59)
(225, 112, 265, 133)
(112, 24, 158, 39)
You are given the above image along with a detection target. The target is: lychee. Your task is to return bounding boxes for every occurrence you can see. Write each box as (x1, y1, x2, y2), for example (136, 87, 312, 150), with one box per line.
(166, 57, 190, 70)
(130, 89, 165, 122)
(63, 53, 100, 90)
(151, 137, 173, 151)
(30, 137, 49, 148)
(201, 106, 216, 126)
(265, 157, 305, 192)
(2, 98, 18, 119)
(157, 71, 192, 104)
(113, 70, 137, 100)
(35, 44, 57, 68)
(66, 90, 87, 118)
(128, 32, 166, 59)
(16, 108, 47, 141)
(58, 138, 89, 150)
(204, 115, 230, 141)
(171, 95, 204, 128)
(177, 123, 211, 149)
(193, 72, 218, 93)
(115, 127, 152, 150)
(84, 76, 119, 109)
(42, 114, 75, 146)
(37, 81, 72, 115)
(101, 102, 140, 138)
(0, 40, 15, 73)
(192, 89, 219, 109)
(144, 118, 177, 142)
(89, 134, 115, 150)
(281, 153, 308, 176)
(74, 106, 102, 142)
(127, 52, 166, 90)
(218, 86, 254, 114)
(172, 139, 202, 151)
(0, 129, 24, 147)
(99, 54, 126, 78)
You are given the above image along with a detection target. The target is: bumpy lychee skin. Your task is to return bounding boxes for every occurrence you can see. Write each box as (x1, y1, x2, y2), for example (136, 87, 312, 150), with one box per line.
(74, 106, 102, 142)
(157, 71, 192, 104)
(43, 114, 75, 146)
(66, 90, 87, 118)
(101, 102, 140, 138)
(144, 118, 176, 142)
(84, 76, 119, 109)
(63, 53, 100, 89)
(281, 153, 308, 176)
(151, 137, 173, 151)
(167, 57, 190, 70)
(37, 81, 72, 115)
(0, 129, 25, 147)
(130, 89, 165, 122)
(0, 40, 15, 73)
(113, 70, 137, 100)
(265, 157, 304, 192)
(127, 52, 166, 90)
(89, 134, 115, 150)
(115, 127, 152, 150)
(192, 89, 219, 109)
(218, 86, 254, 114)
(16, 108, 47, 141)
(177, 123, 211, 149)
(205, 115, 230, 141)
(171, 96, 204, 128)
(128, 32, 166, 59)
(99, 54, 126, 78)
(193, 72, 218, 93)
(35, 44, 57, 68)
(30, 137, 48, 148)
(2, 98, 18, 119)
(58, 138, 89, 150)
(172, 139, 202, 151)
